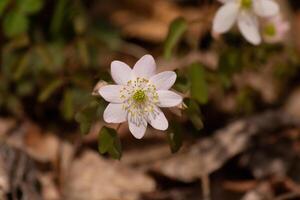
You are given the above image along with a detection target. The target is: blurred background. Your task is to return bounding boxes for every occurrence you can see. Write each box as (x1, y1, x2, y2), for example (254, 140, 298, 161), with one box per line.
(1, 0, 300, 199)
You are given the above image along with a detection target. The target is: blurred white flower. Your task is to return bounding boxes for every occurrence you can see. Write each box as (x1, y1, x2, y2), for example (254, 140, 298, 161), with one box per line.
(213, 0, 280, 45)
(262, 15, 290, 44)
(98, 55, 183, 139)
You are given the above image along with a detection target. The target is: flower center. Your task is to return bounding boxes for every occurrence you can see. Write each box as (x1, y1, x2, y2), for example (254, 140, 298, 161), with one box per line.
(133, 90, 146, 103)
(120, 78, 160, 127)
(264, 24, 276, 36)
(241, 0, 252, 9)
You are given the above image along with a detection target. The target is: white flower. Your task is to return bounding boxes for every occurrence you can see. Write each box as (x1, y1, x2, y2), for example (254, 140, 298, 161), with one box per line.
(213, 0, 280, 45)
(262, 15, 290, 44)
(98, 55, 183, 139)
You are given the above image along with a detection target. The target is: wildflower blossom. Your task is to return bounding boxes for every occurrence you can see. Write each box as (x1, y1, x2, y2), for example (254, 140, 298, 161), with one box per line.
(213, 0, 280, 45)
(262, 15, 290, 43)
(99, 55, 183, 139)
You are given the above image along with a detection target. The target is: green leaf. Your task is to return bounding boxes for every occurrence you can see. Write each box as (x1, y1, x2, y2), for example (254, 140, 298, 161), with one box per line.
(188, 63, 208, 104)
(174, 72, 189, 93)
(236, 87, 255, 114)
(35, 42, 65, 72)
(219, 50, 242, 74)
(3, 10, 28, 38)
(16, 0, 43, 14)
(77, 39, 89, 66)
(167, 121, 183, 153)
(218, 49, 242, 88)
(61, 89, 74, 121)
(93, 24, 122, 50)
(75, 98, 104, 135)
(73, 15, 87, 34)
(185, 99, 203, 130)
(13, 52, 31, 80)
(163, 17, 187, 60)
(108, 140, 122, 159)
(98, 127, 114, 154)
(98, 126, 122, 159)
(0, 0, 10, 15)
(16, 80, 34, 97)
(38, 79, 63, 102)
(51, 0, 69, 36)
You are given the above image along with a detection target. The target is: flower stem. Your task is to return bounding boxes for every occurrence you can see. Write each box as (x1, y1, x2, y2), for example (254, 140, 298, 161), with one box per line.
(201, 173, 211, 200)
(115, 123, 122, 132)
(199, 146, 211, 200)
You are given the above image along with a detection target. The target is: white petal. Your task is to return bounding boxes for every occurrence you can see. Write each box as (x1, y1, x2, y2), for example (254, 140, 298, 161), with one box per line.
(98, 85, 125, 103)
(157, 90, 183, 107)
(213, 3, 239, 33)
(111, 61, 132, 85)
(237, 11, 261, 45)
(253, 0, 279, 17)
(103, 103, 127, 123)
(218, 0, 235, 3)
(128, 115, 147, 139)
(147, 107, 168, 130)
(149, 71, 176, 90)
(133, 54, 156, 79)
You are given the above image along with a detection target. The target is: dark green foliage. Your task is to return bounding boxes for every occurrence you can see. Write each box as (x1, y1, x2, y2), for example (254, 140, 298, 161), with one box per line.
(167, 121, 183, 153)
(1, 0, 44, 37)
(98, 126, 122, 160)
(218, 49, 242, 88)
(164, 17, 188, 60)
(38, 79, 64, 102)
(75, 98, 104, 135)
(16, 0, 44, 14)
(185, 99, 203, 130)
(0, 0, 10, 15)
(3, 10, 28, 38)
(188, 63, 209, 104)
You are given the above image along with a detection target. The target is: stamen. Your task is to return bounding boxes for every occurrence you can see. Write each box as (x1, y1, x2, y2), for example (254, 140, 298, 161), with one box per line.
(241, 0, 252, 9)
(264, 23, 276, 36)
(133, 90, 146, 103)
(121, 77, 160, 127)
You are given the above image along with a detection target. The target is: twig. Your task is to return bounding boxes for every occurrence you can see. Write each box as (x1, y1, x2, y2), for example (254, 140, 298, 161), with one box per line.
(153, 110, 300, 182)
(201, 173, 211, 200)
(200, 146, 211, 200)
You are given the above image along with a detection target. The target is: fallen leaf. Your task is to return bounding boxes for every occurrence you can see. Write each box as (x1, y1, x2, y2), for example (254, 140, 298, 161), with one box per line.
(63, 151, 156, 200)
(151, 111, 300, 182)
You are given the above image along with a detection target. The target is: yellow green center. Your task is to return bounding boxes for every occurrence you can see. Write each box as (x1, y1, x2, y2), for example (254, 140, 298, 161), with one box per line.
(264, 24, 276, 36)
(133, 90, 146, 103)
(241, 0, 252, 9)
